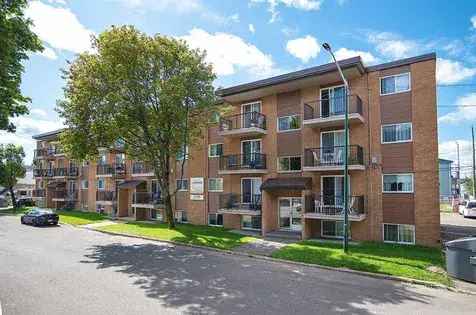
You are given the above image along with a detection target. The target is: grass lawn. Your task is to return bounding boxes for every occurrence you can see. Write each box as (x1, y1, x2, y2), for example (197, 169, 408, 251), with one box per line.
(440, 203, 453, 213)
(0, 206, 31, 214)
(272, 241, 451, 286)
(96, 221, 256, 250)
(56, 210, 107, 226)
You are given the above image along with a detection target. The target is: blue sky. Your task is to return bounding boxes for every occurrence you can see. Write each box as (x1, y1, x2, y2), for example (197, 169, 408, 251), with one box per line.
(2, 0, 476, 173)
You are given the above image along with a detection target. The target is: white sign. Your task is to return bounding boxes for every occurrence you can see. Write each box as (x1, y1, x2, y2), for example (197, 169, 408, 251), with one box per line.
(190, 177, 204, 194)
(190, 194, 204, 201)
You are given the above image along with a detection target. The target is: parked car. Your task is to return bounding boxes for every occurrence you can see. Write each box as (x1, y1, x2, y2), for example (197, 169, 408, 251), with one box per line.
(21, 208, 59, 226)
(463, 200, 476, 218)
(459, 200, 468, 215)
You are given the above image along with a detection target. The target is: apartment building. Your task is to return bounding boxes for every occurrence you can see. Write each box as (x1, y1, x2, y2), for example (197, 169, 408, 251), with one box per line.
(32, 52, 440, 246)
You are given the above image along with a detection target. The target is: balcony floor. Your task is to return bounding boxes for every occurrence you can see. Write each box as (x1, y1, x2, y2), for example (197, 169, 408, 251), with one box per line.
(303, 113, 364, 129)
(217, 209, 261, 216)
(303, 165, 365, 172)
(218, 127, 267, 138)
(304, 212, 366, 222)
(218, 169, 268, 175)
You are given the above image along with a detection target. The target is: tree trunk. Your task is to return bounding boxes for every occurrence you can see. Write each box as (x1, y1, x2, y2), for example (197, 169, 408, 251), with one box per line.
(154, 165, 175, 229)
(9, 186, 17, 209)
(164, 189, 175, 228)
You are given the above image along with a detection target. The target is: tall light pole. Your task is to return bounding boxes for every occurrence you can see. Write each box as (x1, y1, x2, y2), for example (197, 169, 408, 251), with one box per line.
(322, 42, 350, 253)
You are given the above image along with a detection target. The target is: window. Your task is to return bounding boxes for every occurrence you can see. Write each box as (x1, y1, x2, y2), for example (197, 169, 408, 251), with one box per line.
(382, 123, 412, 143)
(97, 178, 105, 190)
(210, 112, 220, 123)
(98, 153, 107, 165)
(278, 156, 301, 172)
(208, 213, 223, 226)
(383, 174, 413, 193)
(321, 220, 350, 238)
(176, 179, 189, 191)
(383, 224, 415, 244)
(176, 145, 189, 160)
(380, 73, 410, 95)
(175, 210, 188, 223)
(242, 215, 261, 230)
(278, 115, 300, 132)
(81, 180, 88, 189)
(96, 204, 105, 214)
(209, 143, 223, 157)
(208, 178, 223, 192)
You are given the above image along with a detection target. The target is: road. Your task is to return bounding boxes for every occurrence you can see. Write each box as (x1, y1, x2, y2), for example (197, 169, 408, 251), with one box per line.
(441, 212, 476, 242)
(0, 214, 474, 315)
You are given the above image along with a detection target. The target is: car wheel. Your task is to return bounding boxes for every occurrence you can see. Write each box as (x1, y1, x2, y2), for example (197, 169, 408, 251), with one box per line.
(20, 217, 24, 224)
(33, 218, 41, 226)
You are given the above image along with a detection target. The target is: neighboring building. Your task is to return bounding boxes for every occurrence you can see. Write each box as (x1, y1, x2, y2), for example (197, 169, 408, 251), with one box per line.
(32, 53, 440, 246)
(15, 166, 35, 204)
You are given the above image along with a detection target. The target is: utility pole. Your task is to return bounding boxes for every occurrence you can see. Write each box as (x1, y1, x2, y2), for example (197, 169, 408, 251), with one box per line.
(472, 127, 476, 198)
(322, 42, 350, 253)
(456, 141, 460, 197)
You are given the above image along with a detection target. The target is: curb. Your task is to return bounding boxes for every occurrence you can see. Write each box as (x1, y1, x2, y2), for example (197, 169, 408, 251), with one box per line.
(84, 226, 475, 296)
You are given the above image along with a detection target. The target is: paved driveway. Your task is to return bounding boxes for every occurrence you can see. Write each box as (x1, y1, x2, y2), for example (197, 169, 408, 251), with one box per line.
(0, 214, 474, 315)
(441, 212, 476, 242)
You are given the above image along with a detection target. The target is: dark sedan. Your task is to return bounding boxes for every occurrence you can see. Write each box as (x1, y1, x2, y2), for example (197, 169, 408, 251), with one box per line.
(21, 209, 59, 226)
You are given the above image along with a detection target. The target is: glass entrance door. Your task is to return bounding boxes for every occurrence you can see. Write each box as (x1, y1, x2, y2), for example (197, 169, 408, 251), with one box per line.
(279, 197, 302, 231)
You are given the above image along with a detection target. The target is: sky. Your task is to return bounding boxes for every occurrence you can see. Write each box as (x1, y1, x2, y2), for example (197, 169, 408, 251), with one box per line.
(2, 0, 476, 175)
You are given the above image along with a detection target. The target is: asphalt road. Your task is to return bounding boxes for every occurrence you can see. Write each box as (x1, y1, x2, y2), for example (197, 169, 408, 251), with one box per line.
(0, 214, 474, 315)
(441, 212, 476, 242)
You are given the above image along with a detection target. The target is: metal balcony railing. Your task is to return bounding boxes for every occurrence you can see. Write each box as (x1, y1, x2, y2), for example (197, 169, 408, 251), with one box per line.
(96, 163, 126, 176)
(34, 149, 48, 159)
(96, 190, 115, 201)
(303, 95, 363, 120)
(132, 162, 153, 175)
(219, 112, 267, 132)
(219, 193, 262, 211)
(33, 168, 47, 177)
(219, 153, 267, 171)
(308, 194, 365, 216)
(133, 192, 163, 205)
(47, 147, 63, 156)
(51, 190, 78, 200)
(304, 145, 364, 167)
(32, 189, 46, 197)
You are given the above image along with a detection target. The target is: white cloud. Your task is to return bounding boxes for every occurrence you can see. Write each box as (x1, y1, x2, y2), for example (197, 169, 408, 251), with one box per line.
(334, 47, 379, 64)
(111, 0, 202, 13)
(37, 46, 58, 60)
(26, 1, 94, 55)
(439, 93, 476, 124)
(250, 0, 322, 23)
(286, 35, 319, 63)
(202, 12, 240, 25)
(471, 15, 476, 29)
(367, 32, 418, 59)
(437, 58, 476, 84)
(439, 140, 472, 177)
(179, 28, 274, 76)
(249, 24, 255, 34)
(30, 108, 48, 118)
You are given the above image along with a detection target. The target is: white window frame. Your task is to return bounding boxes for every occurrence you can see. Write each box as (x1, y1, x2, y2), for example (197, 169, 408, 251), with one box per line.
(208, 213, 224, 227)
(277, 155, 302, 173)
(379, 72, 411, 96)
(319, 84, 346, 116)
(176, 179, 189, 191)
(176, 145, 189, 161)
(381, 122, 413, 144)
(208, 143, 223, 158)
(382, 173, 414, 193)
(277, 114, 301, 133)
(320, 220, 351, 239)
(97, 178, 105, 190)
(240, 138, 262, 155)
(208, 178, 223, 192)
(241, 101, 262, 114)
(382, 223, 415, 245)
(81, 180, 88, 190)
(240, 177, 262, 204)
(175, 210, 188, 223)
(241, 215, 261, 230)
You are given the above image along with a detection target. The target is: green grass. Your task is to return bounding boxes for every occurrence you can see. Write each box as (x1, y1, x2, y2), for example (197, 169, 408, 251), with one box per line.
(0, 206, 31, 215)
(56, 210, 107, 226)
(272, 241, 451, 286)
(96, 221, 256, 250)
(440, 203, 453, 213)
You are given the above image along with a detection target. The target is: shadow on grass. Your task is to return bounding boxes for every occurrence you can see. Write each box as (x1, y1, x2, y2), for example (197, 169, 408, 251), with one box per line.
(80, 241, 437, 315)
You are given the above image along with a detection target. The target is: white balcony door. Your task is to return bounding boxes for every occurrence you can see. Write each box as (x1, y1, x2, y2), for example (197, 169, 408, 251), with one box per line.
(242, 102, 261, 128)
(279, 197, 302, 231)
(321, 86, 346, 117)
(242, 139, 261, 166)
(322, 176, 344, 208)
(321, 130, 345, 164)
(241, 178, 261, 204)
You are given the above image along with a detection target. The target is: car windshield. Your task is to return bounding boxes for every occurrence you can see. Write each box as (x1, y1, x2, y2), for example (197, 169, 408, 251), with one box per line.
(466, 202, 476, 209)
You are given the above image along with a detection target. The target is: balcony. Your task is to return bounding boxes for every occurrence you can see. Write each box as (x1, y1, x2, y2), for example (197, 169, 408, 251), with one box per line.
(32, 189, 46, 198)
(131, 162, 154, 176)
(51, 190, 78, 201)
(219, 153, 267, 175)
(96, 163, 126, 177)
(132, 192, 164, 208)
(303, 95, 364, 128)
(303, 145, 364, 171)
(218, 193, 262, 215)
(218, 112, 267, 137)
(50, 167, 79, 178)
(96, 190, 115, 202)
(34, 149, 48, 159)
(46, 147, 64, 158)
(33, 168, 47, 177)
(304, 194, 366, 221)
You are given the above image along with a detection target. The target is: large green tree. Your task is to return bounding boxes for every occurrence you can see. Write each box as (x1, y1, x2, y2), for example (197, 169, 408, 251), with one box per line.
(0, 144, 26, 209)
(57, 26, 216, 227)
(0, 0, 43, 131)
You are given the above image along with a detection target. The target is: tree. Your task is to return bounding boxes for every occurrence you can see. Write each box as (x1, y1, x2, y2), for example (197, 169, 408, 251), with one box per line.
(57, 26, 216, 228)
(0, 0, 43, 132)
(0, 144, 26, 209)
(461, 177, 473, 196)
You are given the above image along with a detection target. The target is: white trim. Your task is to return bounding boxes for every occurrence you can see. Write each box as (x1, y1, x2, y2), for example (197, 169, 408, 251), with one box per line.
(208, 213, 224, 227)
(320, 129, 345, 146)
(240, 138, 262, 155)
(277, 155, 302, 172)
(240, 177, 262, 204)
(241, 100, 262, 109)
(382, 223, 415, 245)
(278, 196, 303, 231)
(241, 101, 262, 129)
(208, 143, 223, 158)
(208, 178, 224, 192)
(319, 84, 346, 117)
(379, 72, 411, 96)
(241, 214, 262, 230)
(381, 122, 412, 144)
(277, 114, 301, 133)
(320, 220, 352, 239)
(382, 173, 414, 193)
(97, 178, 105, 190)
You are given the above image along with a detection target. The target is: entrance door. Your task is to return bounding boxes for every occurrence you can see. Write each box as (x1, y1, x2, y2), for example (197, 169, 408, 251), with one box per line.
(242, 102, 261, 128)
(321, 130, 345, 165)
(241, 178, 262, 208)
(279, 197, 302, 231)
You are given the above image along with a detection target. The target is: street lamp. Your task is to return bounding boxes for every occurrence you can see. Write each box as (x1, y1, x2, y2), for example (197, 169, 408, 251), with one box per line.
(322, 42, 350, 253)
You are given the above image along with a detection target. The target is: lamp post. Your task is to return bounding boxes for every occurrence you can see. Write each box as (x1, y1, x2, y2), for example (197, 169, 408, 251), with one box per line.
(322, 42, 350, 253)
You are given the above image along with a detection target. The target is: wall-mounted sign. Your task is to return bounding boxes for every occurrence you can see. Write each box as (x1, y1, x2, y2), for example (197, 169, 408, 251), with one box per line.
(190, 194, 204, 201)
(190, 177, 204, 194)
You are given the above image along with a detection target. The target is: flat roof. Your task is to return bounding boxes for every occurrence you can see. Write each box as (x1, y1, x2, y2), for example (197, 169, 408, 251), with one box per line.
(32, 128, 65, 140)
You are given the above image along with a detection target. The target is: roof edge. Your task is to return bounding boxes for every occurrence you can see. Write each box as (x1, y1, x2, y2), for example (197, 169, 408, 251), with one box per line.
(366, 52, 436, 72)
(32, 128, 65, 140)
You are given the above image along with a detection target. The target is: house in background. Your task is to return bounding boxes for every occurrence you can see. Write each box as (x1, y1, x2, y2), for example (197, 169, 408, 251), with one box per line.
(439, 158, 453, 201)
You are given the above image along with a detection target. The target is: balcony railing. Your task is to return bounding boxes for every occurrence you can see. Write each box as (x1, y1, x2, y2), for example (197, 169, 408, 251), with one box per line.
(32, 189, 46, 198)
(219, 112, 267, 132)
(132, 162, 153, 175)
(34, 149, 48, 159)
(96, 163, 126, 176)
(308, 194, 365, 217)
(303, 95, 363, 120)
(219, 153, 267, 171)
(33, 168, 47, 177)
(51, 190, 78, 200)
(219, 193, 262, 211)
(304, 145, 364, 168)
(47, 147, 63, 156)
(133, 192, 163, 205)
(96, 190, 115, 201)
